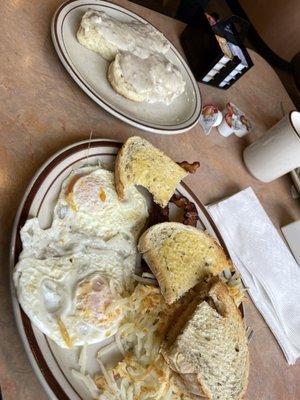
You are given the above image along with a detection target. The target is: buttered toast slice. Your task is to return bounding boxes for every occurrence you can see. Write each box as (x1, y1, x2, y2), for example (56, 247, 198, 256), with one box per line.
(115, 136, 187, 207)
(138, 222, 232, 304)
(161, 280, 249, 400)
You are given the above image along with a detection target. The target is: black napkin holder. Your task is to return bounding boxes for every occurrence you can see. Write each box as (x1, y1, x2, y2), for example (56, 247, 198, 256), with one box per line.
(180, 12, 253, 89)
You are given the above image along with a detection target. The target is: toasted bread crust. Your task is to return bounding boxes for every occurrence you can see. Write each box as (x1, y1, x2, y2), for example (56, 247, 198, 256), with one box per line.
(138, 222, 232, 304)
(162, 280, 249, 400)
(162, 277, 219, 349)
(115, 137, 187, 207)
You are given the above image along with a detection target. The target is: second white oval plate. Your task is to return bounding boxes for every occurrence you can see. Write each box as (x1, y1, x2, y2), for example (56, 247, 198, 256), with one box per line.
(51, 0, 201, 134)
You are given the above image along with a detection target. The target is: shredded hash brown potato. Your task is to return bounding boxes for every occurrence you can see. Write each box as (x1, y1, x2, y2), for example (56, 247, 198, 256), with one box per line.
(72, 281, 243, 398)
(94, 284, 193, 399)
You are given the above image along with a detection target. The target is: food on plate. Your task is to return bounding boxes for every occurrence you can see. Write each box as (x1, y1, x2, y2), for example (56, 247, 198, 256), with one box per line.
(13, 252, 133, 348)
(170, 193, 199, 226)
(77, 9, 170, 61)
(177, 161, 200, 174)
(74, 281, 247, 399)
(115, 136, 188, 207)
(161, 280, 249, 400)
(14, 164, 147, 348)
(53, 165, 148, 239)
(138, 222, 232, 304)
(148, 202, 170, 227)
(108, 52, 185, 104)
(146, 192, 200, 230)
(14, 141, 249, 398)
(77, 10, 187, 107)
(220, 268, 245, 307)
(19, 218, 137, 260)
(93, 284, 192, 399)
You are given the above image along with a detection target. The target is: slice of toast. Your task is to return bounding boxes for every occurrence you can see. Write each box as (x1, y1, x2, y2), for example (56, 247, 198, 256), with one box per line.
(115, 136, 187, 207)
(162, 280, 249, 400)
(138, 222, 232, 304)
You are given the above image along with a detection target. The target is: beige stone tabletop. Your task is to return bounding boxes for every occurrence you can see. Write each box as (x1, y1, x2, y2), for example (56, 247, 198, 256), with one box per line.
(0, 0, 299, 399)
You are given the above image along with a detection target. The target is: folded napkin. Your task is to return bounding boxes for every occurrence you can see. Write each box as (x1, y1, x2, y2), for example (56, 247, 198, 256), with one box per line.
(207, 187, 300, 365)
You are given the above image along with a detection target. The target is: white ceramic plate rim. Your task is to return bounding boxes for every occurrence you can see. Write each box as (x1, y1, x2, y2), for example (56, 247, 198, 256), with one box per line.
(10, 139, 232, 400)
(51, 0, 202, 134)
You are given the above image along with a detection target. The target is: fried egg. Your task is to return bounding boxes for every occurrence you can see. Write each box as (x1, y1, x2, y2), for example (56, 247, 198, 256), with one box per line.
(20, 218, 136, 260)
(52, 166, 148, 239)
(14, 165, 148, 348)
(14, 251, 133, 348)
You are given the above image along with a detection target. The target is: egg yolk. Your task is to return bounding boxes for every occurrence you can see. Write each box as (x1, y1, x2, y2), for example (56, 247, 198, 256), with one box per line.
(75, 275, 113, 325)
(67, 175, 108, 212)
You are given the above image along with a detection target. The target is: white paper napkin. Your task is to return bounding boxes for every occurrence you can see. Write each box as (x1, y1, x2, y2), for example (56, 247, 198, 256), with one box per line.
(207, 187, 300, 365)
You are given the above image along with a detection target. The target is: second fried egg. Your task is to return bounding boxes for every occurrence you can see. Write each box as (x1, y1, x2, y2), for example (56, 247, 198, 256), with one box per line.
(53, 166, 148, 239)
(14, 251, 132, 348)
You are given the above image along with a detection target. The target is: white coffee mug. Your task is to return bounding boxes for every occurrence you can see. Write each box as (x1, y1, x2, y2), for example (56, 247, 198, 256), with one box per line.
(243, 111, 300, 182)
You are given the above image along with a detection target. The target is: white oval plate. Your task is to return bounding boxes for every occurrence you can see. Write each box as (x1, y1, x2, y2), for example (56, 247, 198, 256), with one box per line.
(51, 0, 201, 134)
(10, 139, 230, 399)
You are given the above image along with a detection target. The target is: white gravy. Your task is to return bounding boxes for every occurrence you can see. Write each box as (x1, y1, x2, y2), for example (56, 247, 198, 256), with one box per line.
(118, 52, 185, 105)
(81, 10, 170, 59)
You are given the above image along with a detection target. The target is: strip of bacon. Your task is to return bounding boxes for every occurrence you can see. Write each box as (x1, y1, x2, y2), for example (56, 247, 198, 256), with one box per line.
(170, 194, 199, 227)
(177, 161, 200, 174)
